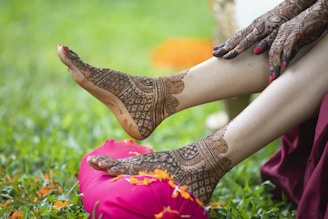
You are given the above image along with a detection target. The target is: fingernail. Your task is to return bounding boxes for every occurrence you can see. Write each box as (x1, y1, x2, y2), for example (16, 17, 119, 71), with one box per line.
(223, 50, 238, 59)
(253, 47, 262, 54)
(281, 55, 289, 68)
(269, 66, 280, 83)
(216, 48, 228, 57)
(213, 45, 220, 51)
(282, 61, 288, 68)
(213, 44, 225, 51)
(269, 72, 276, 83)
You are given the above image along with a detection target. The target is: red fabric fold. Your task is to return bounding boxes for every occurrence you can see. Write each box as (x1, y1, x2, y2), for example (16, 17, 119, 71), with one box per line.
(261, 92, 328, 219)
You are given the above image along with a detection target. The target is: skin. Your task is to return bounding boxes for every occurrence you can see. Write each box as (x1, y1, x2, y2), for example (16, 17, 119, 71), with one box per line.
(57, 45, 270, 140)
(58, 31, 328, 204)
(268, 0, 328, 80)
(213, 0, 327, 81)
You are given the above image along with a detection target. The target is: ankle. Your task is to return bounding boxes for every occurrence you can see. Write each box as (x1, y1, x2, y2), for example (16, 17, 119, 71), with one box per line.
(204, 126, 233, 173)
(159, 70, 188, 116)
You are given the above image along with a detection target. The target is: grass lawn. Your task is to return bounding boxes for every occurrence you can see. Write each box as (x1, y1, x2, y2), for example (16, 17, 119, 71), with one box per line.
(1, 1, 296, 218)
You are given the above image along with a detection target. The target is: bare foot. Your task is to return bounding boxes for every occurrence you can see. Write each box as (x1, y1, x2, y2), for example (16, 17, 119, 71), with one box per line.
(87, 128, 232, 203)
(57, 45, 187, 140)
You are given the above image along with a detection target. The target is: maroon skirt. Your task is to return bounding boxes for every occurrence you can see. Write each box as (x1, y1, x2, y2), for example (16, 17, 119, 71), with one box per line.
(261, 92, 328, 219)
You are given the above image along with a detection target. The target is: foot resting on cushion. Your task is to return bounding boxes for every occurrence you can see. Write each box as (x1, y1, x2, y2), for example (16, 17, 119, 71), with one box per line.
(57, 45, 187, 140)
(87, 127, 232, 204)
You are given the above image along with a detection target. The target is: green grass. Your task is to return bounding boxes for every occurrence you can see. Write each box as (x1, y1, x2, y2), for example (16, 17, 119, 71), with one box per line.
(0, 1, 295, 218)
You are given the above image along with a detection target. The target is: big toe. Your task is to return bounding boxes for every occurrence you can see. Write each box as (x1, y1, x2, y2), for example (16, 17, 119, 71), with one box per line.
(57, 45, 73, 67)
(57, 45, 87, 84)
(87, 155, 119, 171)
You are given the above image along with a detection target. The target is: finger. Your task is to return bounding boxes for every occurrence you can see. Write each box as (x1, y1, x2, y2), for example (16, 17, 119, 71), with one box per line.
(269, 66, 281, 83)
(268, 33, 286, 82)
(213, 25, 253, 57)
(213, 43, 225, 51)
(223, 29, 259, 59)
(281, 34, 297, 69)
(253, 30, 278, 54)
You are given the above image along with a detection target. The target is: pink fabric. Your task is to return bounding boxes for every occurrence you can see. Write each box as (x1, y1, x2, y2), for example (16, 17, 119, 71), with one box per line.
(261, 92, 328, 219)
(78, 139, 209, 219)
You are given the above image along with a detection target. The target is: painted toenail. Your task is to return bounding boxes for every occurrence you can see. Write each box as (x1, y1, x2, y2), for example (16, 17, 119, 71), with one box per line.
(62, 45, 69, 53)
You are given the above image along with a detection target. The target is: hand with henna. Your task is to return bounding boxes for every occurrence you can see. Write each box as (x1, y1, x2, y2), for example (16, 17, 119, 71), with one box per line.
(213, 0, 316, 59)
(268, 0, 328, 81)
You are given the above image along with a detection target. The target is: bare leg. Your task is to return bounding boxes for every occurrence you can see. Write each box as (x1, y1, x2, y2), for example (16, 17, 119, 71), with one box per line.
(87, 33, 328, 204)
(224, 33, 328, 166)
(57, 45, 269, 139)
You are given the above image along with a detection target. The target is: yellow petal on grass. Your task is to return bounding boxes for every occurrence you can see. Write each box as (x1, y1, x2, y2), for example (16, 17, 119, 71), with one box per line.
(9, 210, 23, 219)
(53, 200, 70, 210)
(42, 170, 54, 182)
(0, 199, 11, 208)
(210, 201, 222, 208)
(34, 208, 40, 215)
(37, 185, 58, 197)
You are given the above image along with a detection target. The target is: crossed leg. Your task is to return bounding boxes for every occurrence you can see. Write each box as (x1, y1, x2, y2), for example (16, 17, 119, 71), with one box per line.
(57, 45, 269, 140)
(58, 33, 328, 204)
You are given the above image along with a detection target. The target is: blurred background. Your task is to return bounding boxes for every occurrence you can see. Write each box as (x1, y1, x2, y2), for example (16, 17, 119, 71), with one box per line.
(1, 0, 282, 150)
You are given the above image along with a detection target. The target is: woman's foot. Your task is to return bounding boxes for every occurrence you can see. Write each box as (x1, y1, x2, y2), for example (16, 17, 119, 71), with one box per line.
(87, 127, 232, 203)
(57, 45, 187, 140)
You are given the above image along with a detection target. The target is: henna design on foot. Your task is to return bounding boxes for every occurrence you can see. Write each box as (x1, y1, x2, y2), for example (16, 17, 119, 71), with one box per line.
(57, 45, 187, 139)
(88, 127, 232, 203)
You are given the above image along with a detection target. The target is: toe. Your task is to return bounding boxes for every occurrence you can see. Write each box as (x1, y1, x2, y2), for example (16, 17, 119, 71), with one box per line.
(87, 155, 119, 171)
(57, 45, 88, 84)
(57, 45, 73, 68)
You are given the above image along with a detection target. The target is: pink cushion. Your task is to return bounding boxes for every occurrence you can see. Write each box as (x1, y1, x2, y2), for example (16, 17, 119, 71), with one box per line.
(78, 139, 209, 219)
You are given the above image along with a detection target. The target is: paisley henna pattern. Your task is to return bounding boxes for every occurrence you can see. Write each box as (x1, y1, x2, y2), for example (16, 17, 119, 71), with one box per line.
(62, 47, 187, 139)
(269, 0, 328, 79)
(88, 126, 232, 203)
(213, 0, 316, 58)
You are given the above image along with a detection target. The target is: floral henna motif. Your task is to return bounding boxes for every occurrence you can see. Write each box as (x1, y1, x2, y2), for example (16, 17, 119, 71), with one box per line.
(268, 0, 328, 80)
(106, 126, 232, 203)
(213, 0, 316, 58)
(63, 48, 187, 139)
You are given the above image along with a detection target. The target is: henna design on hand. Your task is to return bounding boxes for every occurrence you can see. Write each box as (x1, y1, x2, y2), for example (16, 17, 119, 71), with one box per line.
(268, 0, 328, 81)
(213, 0, 316, 59)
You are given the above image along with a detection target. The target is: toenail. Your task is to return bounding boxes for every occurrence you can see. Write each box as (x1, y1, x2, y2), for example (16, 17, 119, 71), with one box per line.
(62, 45, 69, 53)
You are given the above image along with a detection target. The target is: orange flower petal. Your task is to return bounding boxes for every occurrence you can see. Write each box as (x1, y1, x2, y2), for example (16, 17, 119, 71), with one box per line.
(196, 198, 204, 207)
(154, 206, 180, 219)
(9, 210, 23, 219)
(0, 199, 11, 208)
(109, 175, 124, 183)
(53, 200, 70, 210)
